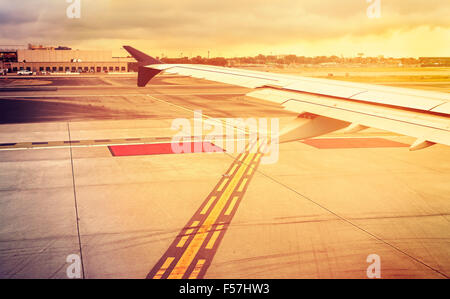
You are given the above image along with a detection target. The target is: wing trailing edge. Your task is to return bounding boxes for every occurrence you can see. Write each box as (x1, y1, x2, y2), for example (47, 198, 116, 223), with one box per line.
(121, 46, 450, 150)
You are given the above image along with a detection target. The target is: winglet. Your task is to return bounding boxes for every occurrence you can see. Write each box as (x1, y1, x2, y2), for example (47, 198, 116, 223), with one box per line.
(137, 66, 162, 87)
(123, 46, 163, 87)
(123, 46, 162, 65)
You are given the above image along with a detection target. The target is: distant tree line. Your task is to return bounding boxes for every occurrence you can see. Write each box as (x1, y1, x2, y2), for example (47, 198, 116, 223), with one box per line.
(228, 55, 423, 66)
(159, 55, 439, 67)
(128, 55, 449, 70)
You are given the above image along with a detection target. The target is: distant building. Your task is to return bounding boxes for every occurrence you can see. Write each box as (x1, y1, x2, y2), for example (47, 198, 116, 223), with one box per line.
(0, 44, 131, 73)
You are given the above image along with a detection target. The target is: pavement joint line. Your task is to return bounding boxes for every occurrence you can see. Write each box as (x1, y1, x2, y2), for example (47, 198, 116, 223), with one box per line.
(67, 122, 86, 279)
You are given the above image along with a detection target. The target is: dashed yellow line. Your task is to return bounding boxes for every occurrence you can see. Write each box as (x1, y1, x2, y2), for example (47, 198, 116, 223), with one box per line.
(224, 196, 239, 216)
(238, 178, 249, 192)
(188, 259, 206, 279)
(177, 221, 200, 248)
(177, 236, 190, 248)
(153, 257, 175, 279)
(217, 178, 229, 192)
(247, 165, 255, 176)
(228, 164, 238, 176)
(205, 224, 224, 250)
(149, 140, 264, 279)
(200, 196, 217, 215)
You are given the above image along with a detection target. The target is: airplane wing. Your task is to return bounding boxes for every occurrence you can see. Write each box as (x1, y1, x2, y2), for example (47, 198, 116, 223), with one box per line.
(124, 46, 450, 151)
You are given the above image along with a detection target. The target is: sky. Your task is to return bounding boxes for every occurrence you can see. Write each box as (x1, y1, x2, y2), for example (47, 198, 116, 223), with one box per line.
(0, 0, 449, 58)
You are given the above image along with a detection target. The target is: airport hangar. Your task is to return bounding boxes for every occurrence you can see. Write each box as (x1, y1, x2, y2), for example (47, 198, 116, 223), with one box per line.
(0, 44, 134, 74)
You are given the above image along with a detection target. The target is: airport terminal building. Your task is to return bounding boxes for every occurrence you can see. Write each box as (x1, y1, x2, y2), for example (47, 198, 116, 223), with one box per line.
(0, 44, 133, 74)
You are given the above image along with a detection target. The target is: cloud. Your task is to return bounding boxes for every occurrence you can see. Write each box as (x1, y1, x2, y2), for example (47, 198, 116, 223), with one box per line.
(0, 0, 449, 56)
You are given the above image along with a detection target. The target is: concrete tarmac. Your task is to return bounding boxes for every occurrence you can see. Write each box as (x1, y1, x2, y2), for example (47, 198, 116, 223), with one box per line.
(0, 74, 448, 278)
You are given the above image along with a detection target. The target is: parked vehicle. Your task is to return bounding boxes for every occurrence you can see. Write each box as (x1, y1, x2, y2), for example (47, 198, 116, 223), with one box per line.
(17, 70, 33, 75)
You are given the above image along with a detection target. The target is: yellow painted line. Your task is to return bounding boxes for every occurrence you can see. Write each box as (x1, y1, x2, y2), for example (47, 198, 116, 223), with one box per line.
(200, 196, 216, 215)
(191, 220, 200, 228)
(168, 152, 257, 279)
(228, 164, 238, 176)
(205, 225, 224, 250)
(217, 179, 228, 192)
(177, 220, 201, 247)
(177, 236, 190, 248)
(247, 165, 255, 176)
(225, 196, 239, 216)
(188, 259, 206, 279)
(184, 228, 195, 237)
(238, 178, 248, 192)
(153, 257, 175, 279)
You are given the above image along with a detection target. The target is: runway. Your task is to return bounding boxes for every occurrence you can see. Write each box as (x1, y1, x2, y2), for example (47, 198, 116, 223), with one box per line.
(0, 74, 448, 278)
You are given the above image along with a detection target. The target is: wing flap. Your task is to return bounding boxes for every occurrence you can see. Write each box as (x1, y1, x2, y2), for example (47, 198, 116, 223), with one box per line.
(248, 89, 450, 147)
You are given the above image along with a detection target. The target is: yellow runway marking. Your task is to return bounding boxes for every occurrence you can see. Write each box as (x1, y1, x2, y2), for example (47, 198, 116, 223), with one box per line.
(153, 257, 175, 279)
(225, 196, 239, 216)
(228, 164, 238, 176)
(177, 220, 201, 247)
(177, 236, 190, 248)
(247, 165, 254, 176)
(200, 196, 217, 215)
(217, 179, 229, 192)
(167, 152, 256, 279)
(188, 259, 206, 279)
(148, 140, 264, 279)
(238, 178, 249, 192)
(205, 224, 224, 250)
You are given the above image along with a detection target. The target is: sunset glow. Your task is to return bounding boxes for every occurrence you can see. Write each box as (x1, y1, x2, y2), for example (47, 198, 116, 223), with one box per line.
(0, 0, 449, 57)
